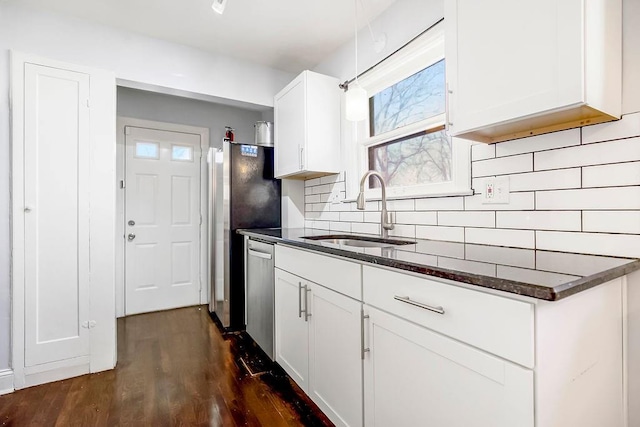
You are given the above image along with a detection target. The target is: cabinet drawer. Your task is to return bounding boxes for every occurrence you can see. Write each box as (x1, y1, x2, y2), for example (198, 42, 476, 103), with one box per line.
(275, 245, 361, 300)
(363, 266, 534, 368)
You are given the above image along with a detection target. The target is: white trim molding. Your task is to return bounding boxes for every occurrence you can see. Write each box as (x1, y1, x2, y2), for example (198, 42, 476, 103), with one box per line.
(0, 369, 14, 395)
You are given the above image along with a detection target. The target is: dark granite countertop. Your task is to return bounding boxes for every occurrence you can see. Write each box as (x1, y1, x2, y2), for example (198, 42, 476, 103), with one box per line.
(238, 227, 640, 301)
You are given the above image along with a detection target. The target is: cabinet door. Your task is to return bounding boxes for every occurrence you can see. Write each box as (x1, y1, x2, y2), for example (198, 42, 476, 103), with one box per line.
(446, 0, 583, 134)
(363, 306, 533, 427)
(274, 77, 305, 178)
(308, 283, 363, 427)
(274, 268, 309, 391)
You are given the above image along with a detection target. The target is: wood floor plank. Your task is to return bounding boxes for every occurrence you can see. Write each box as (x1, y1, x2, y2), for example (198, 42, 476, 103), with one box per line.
(0, 306, 333, 426)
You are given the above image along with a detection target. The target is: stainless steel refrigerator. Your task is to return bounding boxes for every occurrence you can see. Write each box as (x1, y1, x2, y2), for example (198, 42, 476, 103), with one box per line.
(208, 140, 281, 330)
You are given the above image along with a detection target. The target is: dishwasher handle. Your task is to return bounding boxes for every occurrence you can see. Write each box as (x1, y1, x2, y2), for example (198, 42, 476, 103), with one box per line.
(247, 248, 273, 260)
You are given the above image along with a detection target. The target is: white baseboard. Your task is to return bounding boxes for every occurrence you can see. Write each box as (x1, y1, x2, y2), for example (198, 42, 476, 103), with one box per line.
(0, 369, 14, 395)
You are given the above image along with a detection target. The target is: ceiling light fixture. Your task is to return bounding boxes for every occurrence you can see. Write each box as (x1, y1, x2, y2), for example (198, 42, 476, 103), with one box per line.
(212, 0, 227, 14)
(345, 0, 368, 122)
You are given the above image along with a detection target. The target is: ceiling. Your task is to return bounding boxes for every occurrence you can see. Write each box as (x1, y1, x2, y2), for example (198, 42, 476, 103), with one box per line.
(9, 0, 398, 73)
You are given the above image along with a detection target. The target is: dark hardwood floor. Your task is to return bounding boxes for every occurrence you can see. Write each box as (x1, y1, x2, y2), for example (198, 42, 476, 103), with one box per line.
(0, 306, 333, 426)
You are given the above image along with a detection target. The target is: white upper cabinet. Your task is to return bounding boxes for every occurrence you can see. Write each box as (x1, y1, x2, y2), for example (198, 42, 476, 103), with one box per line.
(274, 70, 341, 179)
(445, 0, 622, 143)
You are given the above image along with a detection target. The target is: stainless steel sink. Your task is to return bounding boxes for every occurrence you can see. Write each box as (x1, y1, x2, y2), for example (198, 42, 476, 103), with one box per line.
(302, 234, 415, 248)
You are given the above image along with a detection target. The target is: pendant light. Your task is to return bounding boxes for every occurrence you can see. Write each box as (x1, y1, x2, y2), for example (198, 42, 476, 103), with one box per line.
(212, 0, 227, 14)
(345, 0, 368, 122)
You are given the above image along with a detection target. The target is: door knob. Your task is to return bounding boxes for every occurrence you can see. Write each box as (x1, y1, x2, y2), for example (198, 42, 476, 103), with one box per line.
(127, 233, 136, 241)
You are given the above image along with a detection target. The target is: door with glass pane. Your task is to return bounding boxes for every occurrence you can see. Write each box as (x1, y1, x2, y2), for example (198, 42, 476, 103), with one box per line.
(125, 126, 202, 315)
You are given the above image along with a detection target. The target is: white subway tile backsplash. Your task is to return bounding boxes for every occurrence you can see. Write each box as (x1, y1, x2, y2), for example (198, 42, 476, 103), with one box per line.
(354, 201, 380, 211)
(330, 201, 353, 212)
(305, 178, 321, 187)
(465, 228, 535, 249)
(496, 128, 581, 157)
(318, 211, 340, 221)
(306, 211, 321, 220)
(364, 211, 381, 223)
(582, 112, 640, 144)
(496, 211, 581, 231)
(497, 265, 580, 286)
(471, 143, 496, 161)
(536, 251, 630, 277)
(387, 199, 415, 211)
(312, 183, 334, 194)
(340, 211, 364, 222)
(415, 197, 465, 211)
(312, 220, 331, 230)
(396, 211, 438, 225)
(535, 137, 640, 171)
(536, 187, 640, 210)
(437, 211, 495, 228)
(508, 168, 582, 192)
(472, 170, 580, 194)
(330, 221, 351, 232)
(464, 192, 535, 211)
(583, 211, 640, 234)
(351, 222, 380, 235)
(582, 162, 640, 188)
(416, 225, 465, 242)
(465, 244, 535, 269)
(320, 174, 340, 185)
(393, 251, 439, 266)
(303, 117, 640, 263)
(536, 231, 640, 258)
(438, 257, 497, 277)
(413, 240, 465, 258)
(472, 153, 533, 178)
(305, 194, 321, 203)
(389, 224, 416, 239)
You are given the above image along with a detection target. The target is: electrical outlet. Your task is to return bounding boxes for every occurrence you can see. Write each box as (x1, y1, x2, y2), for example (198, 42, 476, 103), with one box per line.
(329, 191, 342, 204)
(482, 176, 510, 204)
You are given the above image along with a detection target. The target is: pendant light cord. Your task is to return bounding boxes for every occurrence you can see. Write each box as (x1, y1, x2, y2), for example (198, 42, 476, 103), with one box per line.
(354, 0, 359, 85)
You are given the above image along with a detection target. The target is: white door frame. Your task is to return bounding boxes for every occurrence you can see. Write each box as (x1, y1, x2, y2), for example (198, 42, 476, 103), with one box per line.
(11, 51, 117, 390)
(116, 117, 210, 318)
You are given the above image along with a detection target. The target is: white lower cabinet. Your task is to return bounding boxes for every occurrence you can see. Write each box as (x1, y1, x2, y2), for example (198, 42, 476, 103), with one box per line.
(274, 246, 626, 427)
(274, 268, 309, 390)
(274, 267, 363, 427)
(363, 305, 534, 427)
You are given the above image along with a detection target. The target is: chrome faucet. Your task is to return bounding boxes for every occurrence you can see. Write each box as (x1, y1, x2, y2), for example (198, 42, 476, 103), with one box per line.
(356, 170, 394, 239)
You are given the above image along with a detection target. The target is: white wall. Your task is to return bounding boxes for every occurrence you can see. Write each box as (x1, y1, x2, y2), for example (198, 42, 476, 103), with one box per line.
(0, 3, 294, 371)
(117, 87, 265, 147)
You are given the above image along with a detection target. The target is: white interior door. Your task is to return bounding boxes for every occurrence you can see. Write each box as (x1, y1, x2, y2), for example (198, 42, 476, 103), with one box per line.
(125, 126, 202, 315)
(23, 63, 91, 367)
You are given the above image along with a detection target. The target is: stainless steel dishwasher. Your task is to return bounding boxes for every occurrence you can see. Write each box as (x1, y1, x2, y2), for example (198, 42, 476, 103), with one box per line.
(244, 237, 275, 359)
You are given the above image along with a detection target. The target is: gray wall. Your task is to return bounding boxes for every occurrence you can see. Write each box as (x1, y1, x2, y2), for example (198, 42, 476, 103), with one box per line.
(117, 87, 269, 147)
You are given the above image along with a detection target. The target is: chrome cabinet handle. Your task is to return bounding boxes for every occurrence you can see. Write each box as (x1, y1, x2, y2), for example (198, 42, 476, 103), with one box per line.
(248, 249, 272, 260)
(298, 282, 303, 318)
(304, 286, 311, 322)
(127, 233, 136, 241)
(394, 296, 445, 315)
(361, 308, 370, 360)
(445, 83, 453, 130)
(299, 145, 304, 170)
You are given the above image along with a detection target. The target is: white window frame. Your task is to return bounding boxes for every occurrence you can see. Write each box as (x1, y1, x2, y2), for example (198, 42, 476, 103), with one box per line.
(345, 22, 471, 201)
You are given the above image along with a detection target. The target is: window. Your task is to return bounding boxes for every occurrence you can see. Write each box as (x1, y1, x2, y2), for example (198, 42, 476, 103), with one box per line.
(172, 145, 193, 161)
(135, 141, 159, 159)
(347, 22, 471, 200)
